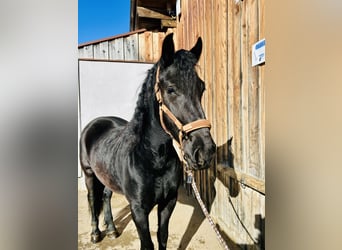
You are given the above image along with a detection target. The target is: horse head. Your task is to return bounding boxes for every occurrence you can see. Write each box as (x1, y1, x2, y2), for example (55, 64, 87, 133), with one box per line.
(155, 33, 216, 170)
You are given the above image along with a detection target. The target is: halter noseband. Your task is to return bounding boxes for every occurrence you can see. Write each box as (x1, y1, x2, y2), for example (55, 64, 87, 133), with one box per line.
(154, 66, 212, 161)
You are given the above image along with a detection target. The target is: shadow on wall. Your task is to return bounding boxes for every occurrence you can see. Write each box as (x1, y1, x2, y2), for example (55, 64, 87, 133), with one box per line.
(215, 214, 265, 250)
(177, 137, 265, 250)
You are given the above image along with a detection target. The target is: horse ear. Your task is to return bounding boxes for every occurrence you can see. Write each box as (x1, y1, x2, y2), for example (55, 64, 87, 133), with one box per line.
(160, 33, 175, 68)
(190, 37, 202, 62)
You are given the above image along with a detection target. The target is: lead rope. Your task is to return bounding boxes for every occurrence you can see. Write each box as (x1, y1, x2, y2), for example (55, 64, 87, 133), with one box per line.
(174, 141, 229, 250)
(185, 168, 230, 250)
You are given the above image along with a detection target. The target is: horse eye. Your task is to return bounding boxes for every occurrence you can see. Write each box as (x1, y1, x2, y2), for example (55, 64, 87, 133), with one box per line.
(167, 86, 176, 94)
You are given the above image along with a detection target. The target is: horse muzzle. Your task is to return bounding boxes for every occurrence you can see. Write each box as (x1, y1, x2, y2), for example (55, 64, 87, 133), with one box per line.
(183, 129, 216, 170)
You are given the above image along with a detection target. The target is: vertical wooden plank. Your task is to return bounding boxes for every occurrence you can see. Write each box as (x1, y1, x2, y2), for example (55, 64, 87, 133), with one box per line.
(93, 41, 109, 59)
(202, 0, 212, 118)
(183, 0, 188, 49)
(195, 0, 204, 79)
(247, 0, 261, 178)
(214, 0, 228, 165)
(138, 32, 146, 62)
(78, 45, 93, 59)
(177, 0, 185, 49)
(240, 0, 249, 175)
(233, 1, 243, 170)
(227, 0, 235, 149)
(109, 38, 124, 60)
(144, 31, 153, 62)
(192, 0, 196, 49)
(124, 34, 139, 61)
(191, 0, 198, 49)
(179, 0, 186, 49)
(178, 8, 183, 49)
(174, 3, 180, 49)
(259, 0, 265, 39)
(183, 0, 190, 49)
(132, 33, 139, 61)
(152, 32, 161, 62)
(138, 31, 155, 62)
(149, 32, 168, 63)
(158, 32, 165, 54)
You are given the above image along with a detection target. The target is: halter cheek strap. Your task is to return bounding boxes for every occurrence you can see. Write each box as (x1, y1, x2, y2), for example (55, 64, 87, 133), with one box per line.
(154, 66, 211, 161)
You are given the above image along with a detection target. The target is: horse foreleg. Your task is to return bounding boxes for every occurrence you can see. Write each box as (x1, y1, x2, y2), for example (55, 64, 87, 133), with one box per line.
(131, 204, 154, 250)
(103, 187, 119, 238)
(157, 196, 177, 250)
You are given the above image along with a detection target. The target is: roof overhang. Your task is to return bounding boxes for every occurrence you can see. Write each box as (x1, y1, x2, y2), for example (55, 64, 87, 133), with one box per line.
(130, 0, 177, 31)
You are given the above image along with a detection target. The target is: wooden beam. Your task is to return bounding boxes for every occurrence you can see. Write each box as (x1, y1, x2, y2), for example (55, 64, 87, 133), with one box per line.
(137, 6, 171, 20)
(161, 19, 177, 28)
(217, 164, 265, 194)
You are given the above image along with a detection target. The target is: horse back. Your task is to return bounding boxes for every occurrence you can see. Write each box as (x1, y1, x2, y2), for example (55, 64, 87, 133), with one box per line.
(79, 116, 127, 172)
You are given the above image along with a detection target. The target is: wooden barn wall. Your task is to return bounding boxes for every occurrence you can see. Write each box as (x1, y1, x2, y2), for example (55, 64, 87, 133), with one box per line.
(173, 0, 265, 248)
(78, 29, 175, 63)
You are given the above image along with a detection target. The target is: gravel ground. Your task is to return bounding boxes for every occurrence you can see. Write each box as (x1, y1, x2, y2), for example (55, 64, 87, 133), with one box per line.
(78, 180, 224, 250)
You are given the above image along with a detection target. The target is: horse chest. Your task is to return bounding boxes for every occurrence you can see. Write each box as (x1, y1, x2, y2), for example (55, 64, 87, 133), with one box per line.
(153, 175, 177, 201)
(152, 161, 181, 200)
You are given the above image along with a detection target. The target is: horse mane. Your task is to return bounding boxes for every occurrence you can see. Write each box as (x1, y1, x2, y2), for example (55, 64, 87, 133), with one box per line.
(125, 64, 158, 147)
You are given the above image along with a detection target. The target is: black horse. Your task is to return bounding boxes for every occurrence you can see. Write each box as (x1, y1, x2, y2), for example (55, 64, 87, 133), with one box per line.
(79, 33, 216, 250)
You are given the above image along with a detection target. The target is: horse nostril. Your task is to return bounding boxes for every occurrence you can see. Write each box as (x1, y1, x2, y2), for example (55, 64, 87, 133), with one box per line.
(194, 148, 204, 166)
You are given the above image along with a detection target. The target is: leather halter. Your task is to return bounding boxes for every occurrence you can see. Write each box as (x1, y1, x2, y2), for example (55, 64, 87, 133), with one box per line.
(154, 66, 211, 161)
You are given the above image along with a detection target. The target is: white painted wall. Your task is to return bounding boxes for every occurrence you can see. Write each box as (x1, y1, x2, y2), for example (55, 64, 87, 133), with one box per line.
(78, 60, 153, 182)
(79, 60, 153, 129)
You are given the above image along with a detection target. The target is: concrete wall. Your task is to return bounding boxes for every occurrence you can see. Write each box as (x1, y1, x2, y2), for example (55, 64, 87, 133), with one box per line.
(78, 60, 153, 181)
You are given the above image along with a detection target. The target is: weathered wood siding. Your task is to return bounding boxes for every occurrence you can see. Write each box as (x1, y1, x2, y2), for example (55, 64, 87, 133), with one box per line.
(78, 29, 174, 63)
(173, 0, 265, 248)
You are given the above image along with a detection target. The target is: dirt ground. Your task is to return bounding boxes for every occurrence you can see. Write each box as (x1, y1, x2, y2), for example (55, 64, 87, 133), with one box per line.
(78, 179, 223, 250)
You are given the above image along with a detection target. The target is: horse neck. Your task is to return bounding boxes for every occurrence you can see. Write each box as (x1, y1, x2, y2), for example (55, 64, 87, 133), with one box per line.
(129, 66, 171, 153)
